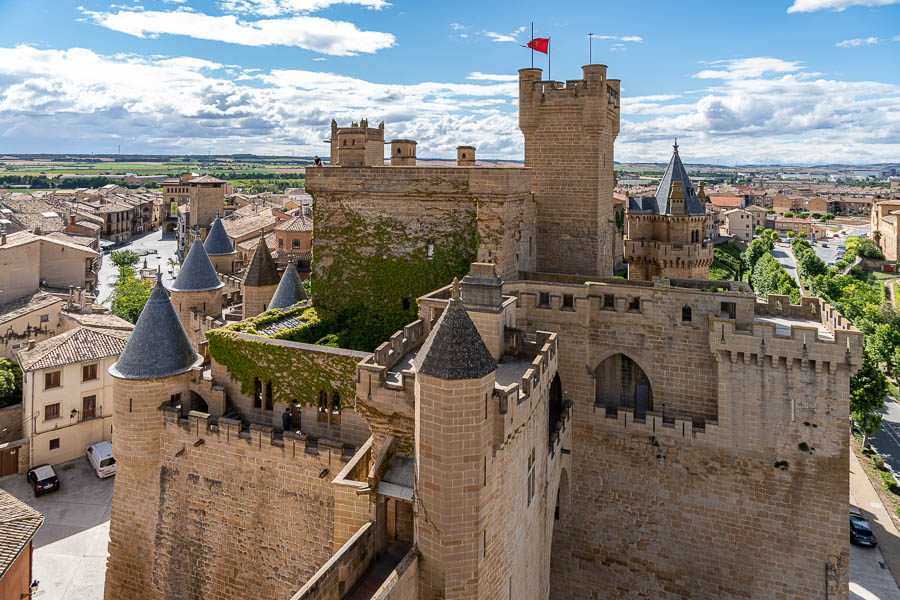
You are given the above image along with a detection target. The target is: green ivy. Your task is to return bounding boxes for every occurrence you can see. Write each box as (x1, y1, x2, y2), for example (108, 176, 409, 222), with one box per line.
(310, 195, 480, 351)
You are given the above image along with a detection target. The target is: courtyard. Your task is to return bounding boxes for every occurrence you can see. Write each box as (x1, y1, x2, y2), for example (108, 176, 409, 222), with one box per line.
(1, 457, 113, 600)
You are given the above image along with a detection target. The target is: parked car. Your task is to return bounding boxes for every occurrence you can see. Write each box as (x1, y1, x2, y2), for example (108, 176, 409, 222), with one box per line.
(821, 243, 828, 247)
(26, 465, 60, 497)
(85, 441, 117, 478)
(850, 513, 877, 547)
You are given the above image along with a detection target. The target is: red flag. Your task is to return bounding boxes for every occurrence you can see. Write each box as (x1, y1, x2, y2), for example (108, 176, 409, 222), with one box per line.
(524, 38, 549, 54)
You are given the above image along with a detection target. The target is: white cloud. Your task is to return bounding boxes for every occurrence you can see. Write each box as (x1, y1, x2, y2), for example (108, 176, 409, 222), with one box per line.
(312, 57, 327, 61)
(80, 8, 395, 56)
(787, 0, 900, 13)
(693, 57, 804, 80)
(619, 36, 643, 43)
(835, 36, 879, 46)
(483, 26, 526, 43)
(219, 0, 389, 16)
(449, 23, 464, 31)
(592, 34, 642, 43)
(467, 72, 519, 82)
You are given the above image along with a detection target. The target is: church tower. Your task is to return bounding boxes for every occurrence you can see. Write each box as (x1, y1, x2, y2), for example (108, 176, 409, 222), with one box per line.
(104, 280, 202, 599)
(518, 64, 620, 277)
(624, 141, 714, 280)
(414, 281, 497, 599)
(242, 235, 280, 319)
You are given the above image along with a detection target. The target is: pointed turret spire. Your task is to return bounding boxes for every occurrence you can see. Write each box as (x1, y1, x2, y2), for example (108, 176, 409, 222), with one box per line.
(268, 262, 308, 310)
(651, 142, 705, 216)
(243, 235, 280, 287)
(109, 280, 202, 379)
(171, 239, 224, 292)
(415, 286, 496, 380)
(204, 216, 235, 256)
(673, 138, 679, 154)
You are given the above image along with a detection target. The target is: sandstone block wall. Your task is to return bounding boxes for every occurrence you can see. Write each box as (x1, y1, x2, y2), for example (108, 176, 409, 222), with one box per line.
(171, 288, 222, 349)
(0, 404, 22, 444)
(242, 283, 277, 319)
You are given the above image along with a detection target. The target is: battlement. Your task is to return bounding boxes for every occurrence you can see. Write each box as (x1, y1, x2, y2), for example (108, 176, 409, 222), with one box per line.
(518, 65, 620, 135)
(306, 164, 531, 195)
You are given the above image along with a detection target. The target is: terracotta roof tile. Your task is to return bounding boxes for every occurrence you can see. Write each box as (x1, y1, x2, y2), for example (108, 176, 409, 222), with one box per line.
(16, 326, 131, 371)
(0, 489, 43, 579)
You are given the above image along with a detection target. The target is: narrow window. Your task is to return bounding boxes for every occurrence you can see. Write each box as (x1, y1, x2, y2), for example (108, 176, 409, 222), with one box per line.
(628, 297, 641, 312)
(682, 306, 692, 323)
(44, 403, 60, 421)
(331, 391, 341, 413)
(40, 314, 49, 323)
(49, 438, 60, 451)
(254, 378, 262, 408)
(603, 294, 615, 309)
(278, 238, 283, 249)
(526, 448, 536, 506)
(170, 393, 181, 406)
(265, 382, 274, 411)
(483, 456, 487, 487)
(538, 292, 550, 307)
(82, 395, 97, 420)
(292, 239, 300, 249)
(562, 294, 574, 310)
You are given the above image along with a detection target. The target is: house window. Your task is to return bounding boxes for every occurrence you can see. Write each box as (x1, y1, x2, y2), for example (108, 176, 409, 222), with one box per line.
(83, 395, 97, 420)
(682, 306, 692, 323)
(44, 371, 61, 390)
(526, 448, 536, 506)
(538, 292, 550, 308)
(254, 378, 262, 409)
(265, 381, 274, 411)
(562, 294, 574, 310)
(317, 390, 329, 422)
(331, 391, 341, 413)
(628, 297, 641, 312)
(40, 314, 49, 323)
(82, 363, 98, 381)
(278, 238, 284, 249)
(603, 294, 615, 309)
(45, 403, 60, 421)
(292, 239, 300, 250)
(49, 438, 60, 451)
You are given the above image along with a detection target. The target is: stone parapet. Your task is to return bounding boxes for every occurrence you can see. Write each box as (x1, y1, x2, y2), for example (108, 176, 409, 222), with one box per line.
(306, 165, 531, 196)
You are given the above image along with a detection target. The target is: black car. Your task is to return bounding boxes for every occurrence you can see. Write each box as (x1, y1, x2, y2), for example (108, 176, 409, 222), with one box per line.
(850, 514, 877, 547)
(26, 464, 60, 497)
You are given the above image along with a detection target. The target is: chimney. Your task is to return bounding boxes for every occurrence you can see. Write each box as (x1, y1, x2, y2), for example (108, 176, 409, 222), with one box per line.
(33, 227, 41, 235)
(70, 214, 76, 226)
(457, 146, 476, 167)
(27, 339, 36, 350)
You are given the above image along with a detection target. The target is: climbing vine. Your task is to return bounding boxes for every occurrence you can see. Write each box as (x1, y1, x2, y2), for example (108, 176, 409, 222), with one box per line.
(311, 194, 480, 351)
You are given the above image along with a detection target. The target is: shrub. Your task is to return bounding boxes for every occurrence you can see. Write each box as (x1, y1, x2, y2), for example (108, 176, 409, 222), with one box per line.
(879, 469, 897, 492)
(874, 455, 885, 470)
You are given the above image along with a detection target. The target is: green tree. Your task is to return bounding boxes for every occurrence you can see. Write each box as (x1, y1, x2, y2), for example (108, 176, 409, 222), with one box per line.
(865, 322, 900, 371)
(851, 353, 888, 448)
(0, 358, 22, 408)
(108, 265, 151, 323)
(856, 238, 885, 260)
(110, 250, 140, 269)
(742, 235, 774, 274)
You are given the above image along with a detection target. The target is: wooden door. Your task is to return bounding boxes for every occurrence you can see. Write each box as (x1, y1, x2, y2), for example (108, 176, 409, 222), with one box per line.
(0, 447, 18, 476)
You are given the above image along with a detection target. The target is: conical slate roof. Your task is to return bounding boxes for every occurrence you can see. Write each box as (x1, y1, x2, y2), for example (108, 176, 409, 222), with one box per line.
(109, 280, 202, 380)
(415, 284, 496, 381)
(651, 141, 706, 216)
(243, 236, 280, 287)
(268, 262, 308, 310)
(171, 239, 224, 292)
(204, 217, 235, 256)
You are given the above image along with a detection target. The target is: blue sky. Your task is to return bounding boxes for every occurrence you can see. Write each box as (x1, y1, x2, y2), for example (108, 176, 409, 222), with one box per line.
(0, 0, 898, 164)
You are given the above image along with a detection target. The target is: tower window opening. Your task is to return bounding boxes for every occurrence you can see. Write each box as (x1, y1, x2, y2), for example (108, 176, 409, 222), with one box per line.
(682, 306, 692, 322)
(538, 292, 550, 308)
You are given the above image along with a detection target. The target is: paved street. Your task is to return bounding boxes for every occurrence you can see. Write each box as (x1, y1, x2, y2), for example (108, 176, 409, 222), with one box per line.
(870, 399, 900, 477)
(96, 229, 178, 304)
(0, 457, 113, 600)
(771, 242, 803, 289)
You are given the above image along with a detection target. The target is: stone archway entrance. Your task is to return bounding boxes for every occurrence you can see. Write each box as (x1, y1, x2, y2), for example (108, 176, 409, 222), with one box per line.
(594, 354, 653, 419)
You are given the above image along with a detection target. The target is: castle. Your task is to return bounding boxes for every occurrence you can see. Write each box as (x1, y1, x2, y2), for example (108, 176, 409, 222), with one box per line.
(103, 63, 860, 600)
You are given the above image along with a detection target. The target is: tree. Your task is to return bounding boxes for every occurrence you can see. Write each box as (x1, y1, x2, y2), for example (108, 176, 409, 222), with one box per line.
(108, 265, 151, 323)
(0, 358, 22, 408)
(742, 235, 774, 274)
(110, 250, 140, 269)
(851, 353, 888, 448)
(754, 226, 766, 235)
(811, 213, 822, 219)
(865, 322, 900, 371)
(856, 238, 885, 260)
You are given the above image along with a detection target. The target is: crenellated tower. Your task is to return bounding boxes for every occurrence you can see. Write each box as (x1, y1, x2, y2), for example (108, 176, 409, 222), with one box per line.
(519, 64, 620, 277)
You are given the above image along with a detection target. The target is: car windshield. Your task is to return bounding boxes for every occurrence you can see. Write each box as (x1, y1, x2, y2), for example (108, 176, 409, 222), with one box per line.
(851, 517, 870, 530)
(99, 457, 116, 468)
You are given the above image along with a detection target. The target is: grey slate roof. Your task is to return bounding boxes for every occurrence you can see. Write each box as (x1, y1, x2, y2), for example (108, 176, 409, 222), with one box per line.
(415, 294, 496, 381)
(204, 217, 235, 256)
(243, 236, 280, 287)
(171, 239, 224, 292)
(268, 262, 308, 310)
(109, 280, 202, 380)
(629, 143, 706, 216)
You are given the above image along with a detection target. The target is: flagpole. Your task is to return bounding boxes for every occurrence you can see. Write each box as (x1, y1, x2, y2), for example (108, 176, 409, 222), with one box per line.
(589, 33, 593, 64)
(548, 37, 551, 82)
(531, 22, 534, 69)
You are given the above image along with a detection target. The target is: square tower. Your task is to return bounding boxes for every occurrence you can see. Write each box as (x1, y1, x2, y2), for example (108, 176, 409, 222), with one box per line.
(519, 65, 620, 277)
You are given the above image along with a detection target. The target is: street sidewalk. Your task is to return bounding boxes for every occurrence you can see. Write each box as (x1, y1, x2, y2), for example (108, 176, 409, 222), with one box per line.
(850, 449, 900, 597)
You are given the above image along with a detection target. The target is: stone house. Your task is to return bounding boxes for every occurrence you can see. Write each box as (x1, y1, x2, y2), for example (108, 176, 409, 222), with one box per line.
(723, 208, 754, 242)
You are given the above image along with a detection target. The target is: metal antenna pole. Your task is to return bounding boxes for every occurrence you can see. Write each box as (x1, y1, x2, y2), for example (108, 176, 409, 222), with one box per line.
(531, 22, 534, 68)
(589, 33, 593, 64)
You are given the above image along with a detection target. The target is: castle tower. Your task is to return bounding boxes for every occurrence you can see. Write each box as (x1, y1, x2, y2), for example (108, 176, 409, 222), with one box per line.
(457, 145, 475, 166)
(170, 238, 224, 347)
(204, 215, 237, 274)
(242, 235, 280, 319)
(623, 141, 714, 280)
(104, 280, 202, 600)
(267, 261, 308, 311)
(518, 64, 620, 277)
(390, 139, 417, 166)
(414, 281, 497, 599)
(329, 119, 385, 166)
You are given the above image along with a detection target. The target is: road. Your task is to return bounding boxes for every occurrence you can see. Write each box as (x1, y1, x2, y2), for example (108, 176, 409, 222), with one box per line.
(771, 242, 803, 290)
(95, 229, 178, 304)
(870, 399, 900, 477)
(0, 457, 113, 600)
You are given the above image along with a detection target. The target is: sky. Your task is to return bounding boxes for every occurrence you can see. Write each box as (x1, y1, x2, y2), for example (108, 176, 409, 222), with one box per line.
(0, 0, 898, 164)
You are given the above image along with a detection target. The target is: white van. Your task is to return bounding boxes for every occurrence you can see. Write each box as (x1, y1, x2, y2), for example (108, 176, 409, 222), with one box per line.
(85, 441, 117, 478)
